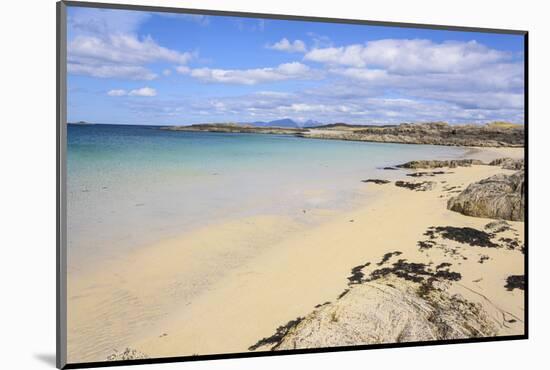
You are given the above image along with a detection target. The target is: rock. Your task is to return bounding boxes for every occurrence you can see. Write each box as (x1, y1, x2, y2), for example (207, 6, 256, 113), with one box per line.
(107, 348, 148, 361)
(447, 171, 524, 221)
(397, 159, 484, 169)
(167, 122, 525, 148)
(250, 275, 497, 351)
(489, 158, 524, 170)
(484, 220, 512, 233)
(395, 180, 436, 191)
(361, 179, 390, 184)
(297, 122, 524, 147)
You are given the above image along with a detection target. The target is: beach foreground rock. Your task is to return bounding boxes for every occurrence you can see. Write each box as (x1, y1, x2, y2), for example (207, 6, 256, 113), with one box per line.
(489, 157, 524, 170)
(397, 159, 483, 169)
(447, 171, 524, 221)
(250, 275, 497, 351)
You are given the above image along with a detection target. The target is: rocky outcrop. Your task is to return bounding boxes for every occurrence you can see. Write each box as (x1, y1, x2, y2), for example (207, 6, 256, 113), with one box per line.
(397, 159, 484, 169)
(250, 274, 497, 351)
(395, 180, 436, 191)
(162, 123, 306, 135)
(298, 122, 524, 147)
(447, 171, 524, 221)
(489, 158, 524, 170)
(162, 122, 524, 148)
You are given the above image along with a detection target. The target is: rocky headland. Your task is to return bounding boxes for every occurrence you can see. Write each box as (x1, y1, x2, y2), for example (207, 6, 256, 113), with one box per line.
(162, 123, 306, 135)
(162, 121, 524, 148)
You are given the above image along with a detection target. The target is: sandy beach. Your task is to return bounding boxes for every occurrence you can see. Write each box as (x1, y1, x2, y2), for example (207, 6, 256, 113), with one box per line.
(67, 146, 524, 362)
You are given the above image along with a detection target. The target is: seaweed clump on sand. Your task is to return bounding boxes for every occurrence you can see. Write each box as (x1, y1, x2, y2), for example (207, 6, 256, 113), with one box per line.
(348, 262, 371, 285)
(361, 179, 390, 185)
(424, 226, 498, 248)
(248, 316, 304, 351)
(417, 240, 435, 250)
(377, 251, 403, 266)
(505, 275, 524, 291)
(406, 171, 449, 177)
(367, 258, 461, 285)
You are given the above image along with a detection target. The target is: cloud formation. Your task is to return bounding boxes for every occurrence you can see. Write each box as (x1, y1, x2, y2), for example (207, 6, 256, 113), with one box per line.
(67, 8, 194, 80)
(304, 39, 508, 73)
(107, 87, 157, 97)
(67, 9, 524, 125)
(266, 38, 307, 53)
(177, 62, 316, 85)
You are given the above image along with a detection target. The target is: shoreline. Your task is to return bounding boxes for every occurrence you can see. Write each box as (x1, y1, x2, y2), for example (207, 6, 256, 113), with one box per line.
(163, 122, 524, 148)
(67, 146, 524, 363)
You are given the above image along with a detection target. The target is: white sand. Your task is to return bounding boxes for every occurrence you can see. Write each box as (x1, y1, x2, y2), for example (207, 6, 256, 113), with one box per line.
(67, 147, 524, 362)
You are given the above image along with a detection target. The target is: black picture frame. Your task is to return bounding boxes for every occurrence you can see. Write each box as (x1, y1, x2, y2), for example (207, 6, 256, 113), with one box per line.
(56, 1, 529, 368)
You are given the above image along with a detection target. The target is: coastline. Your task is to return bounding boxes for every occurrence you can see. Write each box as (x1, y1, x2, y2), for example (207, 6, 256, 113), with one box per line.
(163, 122, 524, 148)
(67, 146, 524, 362)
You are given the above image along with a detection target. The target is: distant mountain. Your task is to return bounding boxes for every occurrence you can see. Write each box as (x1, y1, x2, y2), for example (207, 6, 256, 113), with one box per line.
(303, 119, 322, 127)
(251, 118, 299, 128)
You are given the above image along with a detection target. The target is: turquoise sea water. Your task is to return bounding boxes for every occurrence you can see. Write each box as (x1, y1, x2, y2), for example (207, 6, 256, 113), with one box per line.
(67, 124, 467, 273)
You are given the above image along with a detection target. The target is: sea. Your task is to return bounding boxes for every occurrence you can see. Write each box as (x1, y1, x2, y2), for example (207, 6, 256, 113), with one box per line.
(67, 123, 467, 273)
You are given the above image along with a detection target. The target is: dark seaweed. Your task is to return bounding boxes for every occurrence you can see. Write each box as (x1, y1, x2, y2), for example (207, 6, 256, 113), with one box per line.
(314, 301, 331, 308)
(361, 179, 390, 184)
(248, 317, 305, 350)
(426, 226, 498, 248)
(377, 251, 403, 266)
(337, 289, 350, 299)
(505, 275, 524, 291)
(418, 240, 435, 250)
(406, 171, 448, 177)
(347, 262, 371, 285)
(478, 255, 490, 264)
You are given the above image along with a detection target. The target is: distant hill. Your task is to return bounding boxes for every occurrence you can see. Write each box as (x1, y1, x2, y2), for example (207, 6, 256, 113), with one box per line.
(303, 119, 322, 127)
(251, 118, 300, 128)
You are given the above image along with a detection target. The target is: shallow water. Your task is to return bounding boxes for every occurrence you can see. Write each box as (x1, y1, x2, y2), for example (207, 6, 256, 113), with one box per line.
(67, 124, 466, 273)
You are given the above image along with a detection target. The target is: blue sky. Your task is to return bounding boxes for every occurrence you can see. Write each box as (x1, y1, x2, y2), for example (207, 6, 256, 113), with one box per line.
(67, 6, 525, 125)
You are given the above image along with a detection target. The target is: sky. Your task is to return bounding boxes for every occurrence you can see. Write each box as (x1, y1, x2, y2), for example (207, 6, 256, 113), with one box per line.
(66, 6, 525, 125)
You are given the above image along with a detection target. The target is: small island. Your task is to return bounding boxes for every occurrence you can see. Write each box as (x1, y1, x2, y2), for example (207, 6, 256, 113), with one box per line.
(68, 120, 94, 125)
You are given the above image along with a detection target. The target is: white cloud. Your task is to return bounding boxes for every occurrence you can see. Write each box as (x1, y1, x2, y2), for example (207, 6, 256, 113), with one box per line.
(70, 64, 157, 80)
(106, 87, 157, 97)
(70, 34, 193, 66)
(304, 39, 508, 73)
(330, 68, 388, 81)
(68, 8, 150, 37)
(267, 38, 307, 53)
(68, 9, 195, 81)
(177, 62, 315, 85)
(175, 66, 190, 74)
(107, 89, 127, 96)
(129, 87, 157, 96)
(162, 68, 172, 76)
